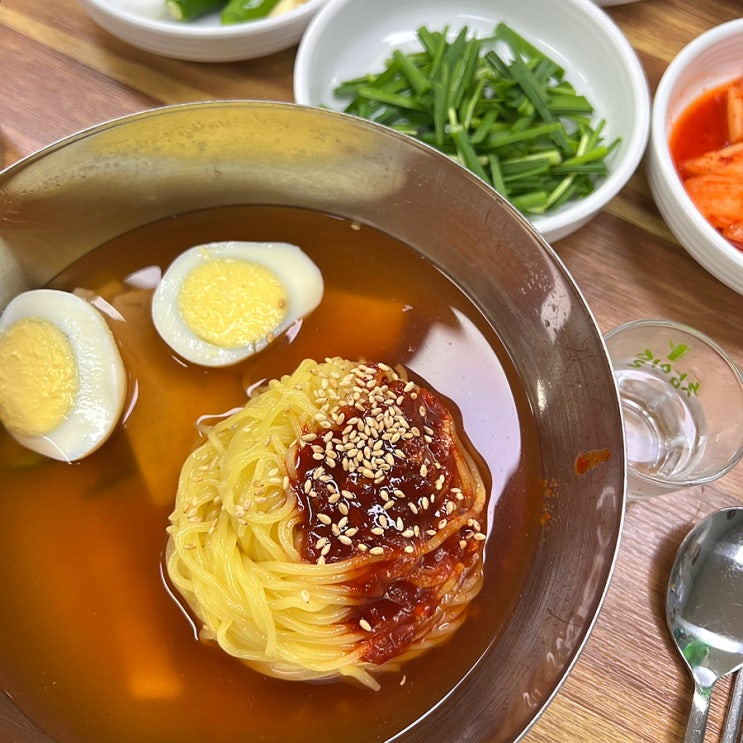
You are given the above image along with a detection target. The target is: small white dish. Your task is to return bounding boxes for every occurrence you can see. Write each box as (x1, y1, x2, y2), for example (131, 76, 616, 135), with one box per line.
(648, 19, 743, 295)
(294, 0, 650, 243)
(77, 0, 328, 62)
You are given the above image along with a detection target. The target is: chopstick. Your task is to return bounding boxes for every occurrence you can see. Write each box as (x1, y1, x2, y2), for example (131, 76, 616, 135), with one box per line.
(722, 671, 743, 743)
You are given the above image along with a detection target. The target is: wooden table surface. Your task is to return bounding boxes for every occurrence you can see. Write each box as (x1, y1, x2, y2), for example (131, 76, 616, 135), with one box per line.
(2, 1, 743, 741)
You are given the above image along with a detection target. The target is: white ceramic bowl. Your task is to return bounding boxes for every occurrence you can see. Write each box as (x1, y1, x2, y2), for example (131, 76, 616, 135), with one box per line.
(77, 0, 328, 62)
(294, 0, 650, 243)
(648, 19, 743, 296)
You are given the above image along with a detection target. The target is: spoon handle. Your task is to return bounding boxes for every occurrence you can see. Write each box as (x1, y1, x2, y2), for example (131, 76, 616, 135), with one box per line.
(721, 672, 743, 743)
(684, 684, 712, 743)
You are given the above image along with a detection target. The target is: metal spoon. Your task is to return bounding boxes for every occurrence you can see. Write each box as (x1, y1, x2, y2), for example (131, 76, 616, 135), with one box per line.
(721, 671, 743, 743)
(666, 506, 743, 743)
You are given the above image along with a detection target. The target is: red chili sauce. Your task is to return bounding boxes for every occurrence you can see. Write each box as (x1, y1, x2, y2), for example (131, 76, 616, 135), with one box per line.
(669, 82, 732, 166)
(291, 364, 484, 665)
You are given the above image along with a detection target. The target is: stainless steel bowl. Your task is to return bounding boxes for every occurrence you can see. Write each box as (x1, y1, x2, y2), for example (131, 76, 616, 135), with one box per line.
(0, 101, 625, 742)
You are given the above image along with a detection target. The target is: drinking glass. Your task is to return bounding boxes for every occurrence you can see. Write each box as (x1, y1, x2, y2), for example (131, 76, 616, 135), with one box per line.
(604, 319, 743, 500)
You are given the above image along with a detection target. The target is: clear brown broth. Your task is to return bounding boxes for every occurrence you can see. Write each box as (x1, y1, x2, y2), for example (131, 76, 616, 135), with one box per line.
(0, 206, 544, 743)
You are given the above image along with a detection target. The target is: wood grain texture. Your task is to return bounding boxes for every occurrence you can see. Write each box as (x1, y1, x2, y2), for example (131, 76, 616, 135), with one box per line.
(2, 0, 743, 740)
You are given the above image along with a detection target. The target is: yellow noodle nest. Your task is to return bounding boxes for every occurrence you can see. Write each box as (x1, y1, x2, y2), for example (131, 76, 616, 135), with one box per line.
(166, 357, 485, 690)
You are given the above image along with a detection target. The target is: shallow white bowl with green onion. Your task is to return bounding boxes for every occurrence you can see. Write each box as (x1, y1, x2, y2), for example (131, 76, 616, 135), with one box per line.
(77, 0, 328, 61)
(293, 0, 649, 243)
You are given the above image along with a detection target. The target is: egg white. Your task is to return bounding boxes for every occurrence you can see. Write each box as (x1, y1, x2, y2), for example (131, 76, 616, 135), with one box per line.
(151, 241, 324, 367)
(0, 289, 127, 462)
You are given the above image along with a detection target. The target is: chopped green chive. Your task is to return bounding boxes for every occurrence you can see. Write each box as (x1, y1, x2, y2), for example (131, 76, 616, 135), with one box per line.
(332, 22, 621, 217)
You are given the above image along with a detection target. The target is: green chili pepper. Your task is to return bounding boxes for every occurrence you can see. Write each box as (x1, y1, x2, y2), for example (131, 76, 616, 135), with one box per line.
(166, 0, 225, 22)
(221, 0, 281, 24)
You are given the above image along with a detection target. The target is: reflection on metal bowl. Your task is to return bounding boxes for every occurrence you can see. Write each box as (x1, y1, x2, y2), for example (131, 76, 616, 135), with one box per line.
(0, 101, 625, 743)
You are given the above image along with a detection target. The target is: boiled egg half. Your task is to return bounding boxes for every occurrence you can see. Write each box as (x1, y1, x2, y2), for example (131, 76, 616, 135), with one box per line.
(0, 289, 127, 462)
(151, 241, 324, 367)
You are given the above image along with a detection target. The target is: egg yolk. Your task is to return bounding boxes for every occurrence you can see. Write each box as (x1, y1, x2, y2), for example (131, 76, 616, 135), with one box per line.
(0, 317, 79, 436)
(178, 259, 288, 348)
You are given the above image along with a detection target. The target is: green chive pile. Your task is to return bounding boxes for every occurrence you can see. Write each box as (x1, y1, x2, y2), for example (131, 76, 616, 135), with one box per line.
(334, 23, 620, 215)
